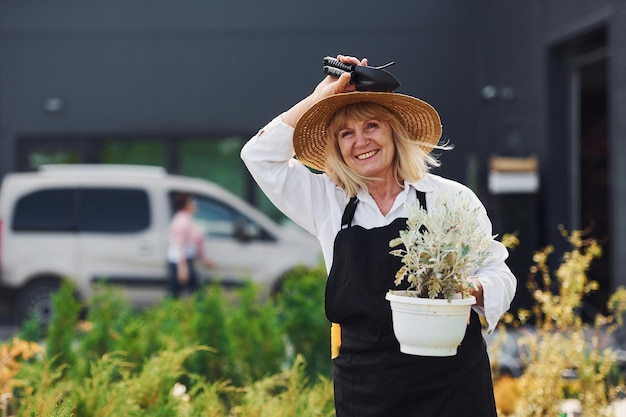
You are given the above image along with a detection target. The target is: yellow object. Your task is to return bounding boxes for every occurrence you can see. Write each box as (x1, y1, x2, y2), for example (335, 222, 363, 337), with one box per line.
(489, 154, 539, 173)
(331, 323, 342, 359)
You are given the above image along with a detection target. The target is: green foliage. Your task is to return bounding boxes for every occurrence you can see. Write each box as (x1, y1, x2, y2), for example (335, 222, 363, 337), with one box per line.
(232, 355, 335, 417)
(113, 305, 167, 367)
(184, 285, 234, 382)
(45, 280, 82, 371)
(276, 264, 332, 380)
(9, 277, 335, 416)
(228, 283, 285, 384)
(13, 354, 72, 417)
(13, 347, 332, 416)
(79, 283, 134, 359)
(17, 312, 43, 343)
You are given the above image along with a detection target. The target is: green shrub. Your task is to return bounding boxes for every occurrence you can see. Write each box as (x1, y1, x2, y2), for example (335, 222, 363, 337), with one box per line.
(17, 311, 43, 343)
(13, 354, 72, 417)
(233, 355, 335, 417)
(276, 264, 332, 379)
(184, 284, 234, 382)
(13, 347, 332, 416)
(79, 283, 134, 359)
(228, 283, 285, 384)
(46, 280, 82, 371)
(10, 273, 337, 416)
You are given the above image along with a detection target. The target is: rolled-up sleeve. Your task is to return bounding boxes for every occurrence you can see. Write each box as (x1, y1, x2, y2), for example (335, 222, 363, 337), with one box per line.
(469, 192, 517, 333)
(474, 240, 516, 333)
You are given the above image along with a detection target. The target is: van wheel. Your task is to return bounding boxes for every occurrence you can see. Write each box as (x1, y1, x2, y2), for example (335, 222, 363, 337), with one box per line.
(14, 279, 61, 326)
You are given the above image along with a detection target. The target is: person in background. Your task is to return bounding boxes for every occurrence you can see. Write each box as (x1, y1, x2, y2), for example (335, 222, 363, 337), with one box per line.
(240, 54, 516, 416)
(167, 192, 215, 298)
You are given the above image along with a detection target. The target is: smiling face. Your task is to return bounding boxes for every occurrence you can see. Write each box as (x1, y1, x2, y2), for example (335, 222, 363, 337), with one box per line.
(335, 115, 396, 180)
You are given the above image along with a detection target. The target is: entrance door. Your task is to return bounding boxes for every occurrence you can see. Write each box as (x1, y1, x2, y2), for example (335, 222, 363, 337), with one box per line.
(568, 34, 611, 315)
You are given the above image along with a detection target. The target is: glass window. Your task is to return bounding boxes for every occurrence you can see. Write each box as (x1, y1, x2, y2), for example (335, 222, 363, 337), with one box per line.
(79, 188, 150, 233)
(194, 196, 236, 238)
(28, 150, 82, 170)
(12, 189, 76, 231)
(101, 139, 166, 167)
(170, 192, 271, 241)
(179, 137, 245, 197)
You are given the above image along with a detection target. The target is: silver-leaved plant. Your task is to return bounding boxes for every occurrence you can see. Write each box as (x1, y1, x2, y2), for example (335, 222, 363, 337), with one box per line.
(389, 191, 495, 300)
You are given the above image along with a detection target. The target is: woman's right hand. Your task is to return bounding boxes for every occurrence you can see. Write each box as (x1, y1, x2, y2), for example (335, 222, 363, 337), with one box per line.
(281, 55, 368, 128)
(311, 55, 368, 101)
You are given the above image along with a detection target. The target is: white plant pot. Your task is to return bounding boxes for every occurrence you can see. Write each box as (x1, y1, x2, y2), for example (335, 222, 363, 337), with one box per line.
(385, 290, 476, 357)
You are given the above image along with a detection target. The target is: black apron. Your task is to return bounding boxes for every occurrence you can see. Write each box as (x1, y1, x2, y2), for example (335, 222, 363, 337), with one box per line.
(325, 192, 497, 417)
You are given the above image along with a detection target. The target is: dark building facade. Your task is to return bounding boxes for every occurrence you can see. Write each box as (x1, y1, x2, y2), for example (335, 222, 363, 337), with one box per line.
(1, 1, 625, 320)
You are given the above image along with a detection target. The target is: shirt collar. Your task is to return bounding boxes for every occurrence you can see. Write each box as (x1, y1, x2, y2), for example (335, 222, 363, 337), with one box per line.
(404, 174, 435, 193)
(354, 174, 434, 210)
(353, 174, 435, 199)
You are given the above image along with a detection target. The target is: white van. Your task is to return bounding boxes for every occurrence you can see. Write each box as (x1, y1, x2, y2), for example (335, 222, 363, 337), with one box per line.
(0, 165, 322, 324)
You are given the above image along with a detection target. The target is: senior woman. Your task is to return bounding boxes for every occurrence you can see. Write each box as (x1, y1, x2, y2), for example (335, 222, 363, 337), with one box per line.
(241, 55, 516, 417)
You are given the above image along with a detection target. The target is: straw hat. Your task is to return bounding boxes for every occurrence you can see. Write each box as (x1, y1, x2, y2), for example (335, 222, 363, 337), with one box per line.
(293, 91, 442, 172)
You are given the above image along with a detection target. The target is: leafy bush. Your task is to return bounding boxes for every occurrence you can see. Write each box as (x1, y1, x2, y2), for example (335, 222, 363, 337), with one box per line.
(78, 283, 134, 359)
(5, 275, 333, 415)
(11, 347, 333, 416)
(184, 284, 233, 382)
(276, 264, 332, 379)
(45, 280, 82, 372)
(228, 283, 285, 384)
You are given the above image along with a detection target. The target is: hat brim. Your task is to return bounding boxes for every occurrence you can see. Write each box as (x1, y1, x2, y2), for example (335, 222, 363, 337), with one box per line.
(293, 91, 442, 172)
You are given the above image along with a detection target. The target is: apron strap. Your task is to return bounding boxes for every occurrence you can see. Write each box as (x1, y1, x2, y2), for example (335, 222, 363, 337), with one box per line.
(341, 196, 359, 229)
(417, 190, 427, 211)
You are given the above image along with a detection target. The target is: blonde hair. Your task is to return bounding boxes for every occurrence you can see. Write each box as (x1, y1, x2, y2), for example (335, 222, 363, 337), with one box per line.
(324, 102, 448, 196)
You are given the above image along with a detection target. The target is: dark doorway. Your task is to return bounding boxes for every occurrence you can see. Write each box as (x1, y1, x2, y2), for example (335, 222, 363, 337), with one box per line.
(547, 26, 610, 320)
(567, 28, 611, 317)
(576, 53, 610, 315)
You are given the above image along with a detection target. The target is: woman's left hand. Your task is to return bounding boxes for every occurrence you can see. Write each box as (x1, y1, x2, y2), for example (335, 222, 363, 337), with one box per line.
(468, 277, 484, 307)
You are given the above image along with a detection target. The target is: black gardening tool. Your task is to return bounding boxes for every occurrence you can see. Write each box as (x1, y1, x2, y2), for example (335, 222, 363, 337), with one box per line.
(323, 56, 401, 92)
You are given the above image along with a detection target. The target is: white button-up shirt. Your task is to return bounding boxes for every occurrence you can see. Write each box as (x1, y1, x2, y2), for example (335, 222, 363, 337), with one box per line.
(241, 115, 516, 332)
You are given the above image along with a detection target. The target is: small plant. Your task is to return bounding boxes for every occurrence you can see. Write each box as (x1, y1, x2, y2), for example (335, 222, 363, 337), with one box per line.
(389, 191, 494, 299)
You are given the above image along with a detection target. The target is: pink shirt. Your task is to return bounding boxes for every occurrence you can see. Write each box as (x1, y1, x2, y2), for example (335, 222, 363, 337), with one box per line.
(167, 211, 205, 262)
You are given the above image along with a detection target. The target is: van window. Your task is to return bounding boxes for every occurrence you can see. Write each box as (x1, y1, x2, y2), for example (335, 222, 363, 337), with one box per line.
(169, 192, 272, 241)
(12, 187, 150, 233)
(12, 188, 76, 231)
(80, 188, 150, 233)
